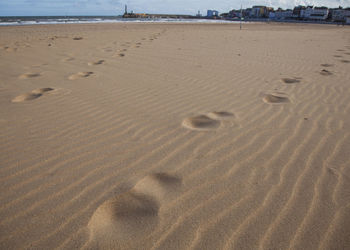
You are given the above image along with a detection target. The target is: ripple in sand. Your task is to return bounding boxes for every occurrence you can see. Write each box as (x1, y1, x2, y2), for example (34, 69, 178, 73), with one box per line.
(334, 55, 342, 58)
(62, 57, 74, 62)
(68, 72, 93, 80)
(207, 111, 235, 120)
(263, 93, 290, 104)
(19, 73, 41, 79)
(182, 115, 221, 131)
(133, 173, 182, 199)
(12, 88, 54, 103)
(321, 64, 333, 67)
(282, 78, 301, 84)
(341, 60, 350, 64)
(320, 69, 333, 76)
(103, 47, 113, 52)
(88, 60, 105, 66)
(88, 173, 181, 248)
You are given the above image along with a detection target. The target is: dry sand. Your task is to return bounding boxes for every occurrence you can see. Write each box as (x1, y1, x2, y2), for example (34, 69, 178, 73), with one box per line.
(0, 22, 350, 249)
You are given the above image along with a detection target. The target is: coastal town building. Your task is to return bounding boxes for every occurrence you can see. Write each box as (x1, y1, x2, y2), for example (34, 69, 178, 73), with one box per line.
(270, 8, 293, 20)
(330, 8, 350, 22)
(250, 6, 269, 18)
(207, 10, 219, 17)
(301, 6, 329, 20)
(292, 6, 306, 19)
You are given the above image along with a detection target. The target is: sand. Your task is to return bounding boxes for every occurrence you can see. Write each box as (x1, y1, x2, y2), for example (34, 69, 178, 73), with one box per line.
(0, 22, 350, 249)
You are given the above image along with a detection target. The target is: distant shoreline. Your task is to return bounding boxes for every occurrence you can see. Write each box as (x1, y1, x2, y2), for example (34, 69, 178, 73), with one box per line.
(0, 16, 348, 26)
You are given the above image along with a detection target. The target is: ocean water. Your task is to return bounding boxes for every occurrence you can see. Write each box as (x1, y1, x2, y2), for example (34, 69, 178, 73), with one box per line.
(0, 16, 234, 26)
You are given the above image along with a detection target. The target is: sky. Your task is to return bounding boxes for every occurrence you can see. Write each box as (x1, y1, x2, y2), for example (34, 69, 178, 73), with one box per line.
(0, 0, 349, 16)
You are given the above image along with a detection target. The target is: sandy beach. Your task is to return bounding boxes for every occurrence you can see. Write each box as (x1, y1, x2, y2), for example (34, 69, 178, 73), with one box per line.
(0, 22, 350, 249)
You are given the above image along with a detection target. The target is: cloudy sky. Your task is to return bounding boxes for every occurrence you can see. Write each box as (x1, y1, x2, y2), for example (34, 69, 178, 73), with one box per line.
(0, 0, 349, 16)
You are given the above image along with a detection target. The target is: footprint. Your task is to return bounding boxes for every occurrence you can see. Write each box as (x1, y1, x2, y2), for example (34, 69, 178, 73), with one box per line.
(182, 115, 220, 131)
(341, 60, 350, 64)
(117, 53, 125, 57)
(31, 87, 55, 94)
(88, 60, 105, 66)
(88, 173, 181, 249)
(320, 69, 333, 76)
(282, 78, 301, 84)
(344, 52, 350, 55)
(321, 64, 333, 67)
(73, 37, 83, 40)
(68, 72, 93, 80)
(263, 93, 290, 104)
(12, 88, 54, 103)
(4, 47, 17, 52)
(337, 49, 345, 52)
(334, 55, 342, 58)
(19, 73, 41, 79)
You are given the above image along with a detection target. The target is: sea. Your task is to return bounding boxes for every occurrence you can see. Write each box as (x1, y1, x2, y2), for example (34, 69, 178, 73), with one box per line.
(0, 16, 234, 26)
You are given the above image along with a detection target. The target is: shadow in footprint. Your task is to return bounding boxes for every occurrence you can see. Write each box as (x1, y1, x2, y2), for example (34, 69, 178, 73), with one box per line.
(320, 69, 333, 76)
(282, 78, 301, 84)
(88, 60, 105, 66)
(182, 115, 220, 131)
(263, 93, 290, 104)
(12, 88, 54, 103)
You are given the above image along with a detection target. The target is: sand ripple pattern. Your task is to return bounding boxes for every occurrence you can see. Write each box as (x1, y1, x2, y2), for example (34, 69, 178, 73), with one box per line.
(0, 23, 350, 250)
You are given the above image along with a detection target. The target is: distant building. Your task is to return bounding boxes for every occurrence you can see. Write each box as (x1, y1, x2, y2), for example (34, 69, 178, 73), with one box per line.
(228, 9, 241, 18)
(270, 9, 293, 20)
(346, 16, 350, 24)
(251, 6, 269, 18)
(207, 10, 219, 17)
(331, 8, 350, 22)
(301, 6, 329, 20)
(293, 5, 306, 19)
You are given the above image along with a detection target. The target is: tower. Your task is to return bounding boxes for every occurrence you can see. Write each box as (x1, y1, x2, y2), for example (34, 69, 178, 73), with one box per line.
(125, 5, 128, 15)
